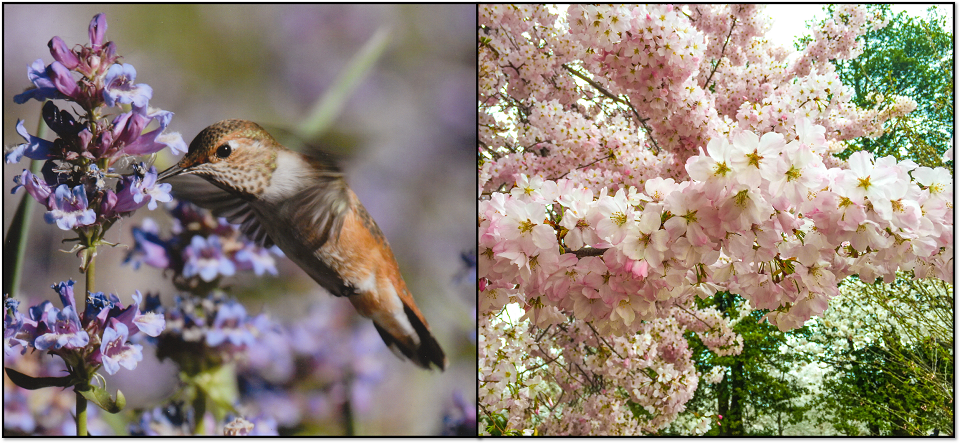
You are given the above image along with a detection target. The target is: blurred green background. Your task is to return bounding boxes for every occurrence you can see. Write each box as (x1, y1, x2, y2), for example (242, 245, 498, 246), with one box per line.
(3, 4, 475, 435)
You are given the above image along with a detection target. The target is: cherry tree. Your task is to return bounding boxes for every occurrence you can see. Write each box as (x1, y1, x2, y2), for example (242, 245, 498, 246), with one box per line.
(478, 4, 953, 435)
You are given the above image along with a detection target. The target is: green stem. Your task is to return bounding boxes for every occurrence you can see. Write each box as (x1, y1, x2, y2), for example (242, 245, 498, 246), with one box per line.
(193, 390, 207, 435)
(85, 248, 95, 296)
(76, 390, 88, 436)
(343, 397, 355, 436)
(75, 250, 95, 436)
(342, 374, 355, 435)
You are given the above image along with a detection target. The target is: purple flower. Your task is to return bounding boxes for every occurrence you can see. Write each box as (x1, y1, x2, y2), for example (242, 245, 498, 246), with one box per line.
(89, 13, 107, 49)
(49, 61, 80, 100)
(123, 107, 187, 155)
(48, 36, 80, 70)
(103, 63, 152, 108)
(112, 291, 165, 337)
(83, 291, 120, 329)
(43, 184, 97, 230)
(442, 390, 478, 436)
(110, 110, 151, 147)
(4, 299, 22, 330)
(125, 218, 170, 270)
(3, 388, 37, 433)
(135, 166, 173, 210)
(6, 119, 54, 163)
(113, 166, 173, 213)
(12, 169, 53, 205)
(27, 300, 57, 325)
(234, 244, 279, 276)
(12, 59, 61, 105)
(4, 299, 37, 356)
(206, 301, 255, 347)
(244, 324, 295, 384)
(87, 128, 116, 159)
(34, 305, 89, 351)
(98, 321, 143, 375)
(247, 416, 279, 436)
(99, 42, 119, 71)
(130, 404, 191, 436)
(52, 280, 78, 313)
(183, 235, 236, 282)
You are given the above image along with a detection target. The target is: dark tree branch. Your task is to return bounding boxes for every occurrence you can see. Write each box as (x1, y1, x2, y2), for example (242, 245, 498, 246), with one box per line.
(704, 8, 740, 88)
(585, 321, 625, 360)
(562, 64, 663, 155)
(553, 153, 615, 181)
(562, 247, 608, 258)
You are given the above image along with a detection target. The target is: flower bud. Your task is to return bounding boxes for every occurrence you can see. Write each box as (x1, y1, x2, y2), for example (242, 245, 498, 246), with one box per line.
(112, 111, 151, 146)
(49, 61, 79, 99)
(89, 129, 114, 159)
(101, 42, 118, 66)
(48, 36, 80, 70)
(100, 189, 119, 220)
(87, 54, 101, 76)
(78, 128, 93, 153)
(88, 13, 107, 48)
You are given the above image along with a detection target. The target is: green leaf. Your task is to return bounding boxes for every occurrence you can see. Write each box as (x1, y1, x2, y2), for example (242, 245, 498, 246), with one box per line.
(2, 192, 33, 298)
(77, 385, 126, 414)
(296, 25, 391, 141)
(4, 366, 73, 390)
(190, 363, 239, 420)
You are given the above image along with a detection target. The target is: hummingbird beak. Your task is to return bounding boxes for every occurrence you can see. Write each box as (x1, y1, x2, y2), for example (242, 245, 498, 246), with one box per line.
(157, 164, 185, 181)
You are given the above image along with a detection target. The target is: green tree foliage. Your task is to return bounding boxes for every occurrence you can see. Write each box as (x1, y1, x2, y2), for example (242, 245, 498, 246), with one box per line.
(806, 274, 954, 436)
(662, 292, 813, 436)
(800, 5, 953, 168)
(663, 9, 952, 436)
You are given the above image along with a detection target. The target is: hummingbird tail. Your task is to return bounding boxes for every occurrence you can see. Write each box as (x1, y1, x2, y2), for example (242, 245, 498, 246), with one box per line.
(372, 304, 447, 371)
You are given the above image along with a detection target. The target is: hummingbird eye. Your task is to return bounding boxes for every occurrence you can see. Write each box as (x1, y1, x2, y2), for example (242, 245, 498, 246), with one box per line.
(215, 143, 232, 159)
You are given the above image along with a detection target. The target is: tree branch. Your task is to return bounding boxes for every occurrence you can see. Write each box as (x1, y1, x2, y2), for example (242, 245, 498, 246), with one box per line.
(562, 247, 609, 258)
(562, 64, 662, 155)
(704, 9, 740, 88)
(585, 321, 625, 360)
(552, 153, 615, 181)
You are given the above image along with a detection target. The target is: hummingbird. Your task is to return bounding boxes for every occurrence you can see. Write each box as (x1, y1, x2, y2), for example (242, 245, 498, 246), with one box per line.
(157, 119, 446, 370)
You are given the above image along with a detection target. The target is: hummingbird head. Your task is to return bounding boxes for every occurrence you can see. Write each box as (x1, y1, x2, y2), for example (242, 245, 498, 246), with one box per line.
(158, 119, 280, 198)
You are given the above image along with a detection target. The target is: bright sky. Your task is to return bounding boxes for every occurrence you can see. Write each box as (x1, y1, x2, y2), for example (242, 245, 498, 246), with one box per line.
(764, 4, 953, 49)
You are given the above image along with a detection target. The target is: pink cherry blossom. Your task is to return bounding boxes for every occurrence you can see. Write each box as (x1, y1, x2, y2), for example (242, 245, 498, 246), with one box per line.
(479, 4, 951, 435)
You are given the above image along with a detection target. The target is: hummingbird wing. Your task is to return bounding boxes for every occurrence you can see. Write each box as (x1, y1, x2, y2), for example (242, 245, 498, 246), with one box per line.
(164, 174, 275, 247)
